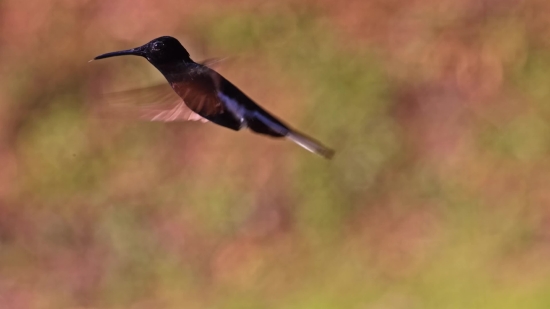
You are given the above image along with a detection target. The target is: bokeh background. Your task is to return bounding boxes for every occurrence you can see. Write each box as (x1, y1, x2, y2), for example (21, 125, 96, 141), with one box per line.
(1, 0, 550, 308)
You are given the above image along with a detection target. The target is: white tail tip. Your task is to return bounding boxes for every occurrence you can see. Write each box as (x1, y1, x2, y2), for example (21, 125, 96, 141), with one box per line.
(287, 130, 335, 159)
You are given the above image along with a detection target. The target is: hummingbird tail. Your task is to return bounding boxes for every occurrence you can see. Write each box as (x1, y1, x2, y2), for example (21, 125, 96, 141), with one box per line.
(286, 130, 335, 159)
(246, 109, 334, 159)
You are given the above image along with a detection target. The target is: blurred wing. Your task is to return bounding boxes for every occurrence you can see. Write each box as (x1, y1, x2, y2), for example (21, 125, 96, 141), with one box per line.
(96, 83, 208, 123)
(169, 69, 225, 117)
(198, 57, 230, 68)
(134, 100, 208, 122)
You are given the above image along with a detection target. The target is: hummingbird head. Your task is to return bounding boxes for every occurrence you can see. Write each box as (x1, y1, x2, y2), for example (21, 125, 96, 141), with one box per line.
(93, 36, 192, 66)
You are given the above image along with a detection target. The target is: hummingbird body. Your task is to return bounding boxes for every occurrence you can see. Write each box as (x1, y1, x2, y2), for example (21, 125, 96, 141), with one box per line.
(93, 36, 334, 159)
(161, 61, 289, 137)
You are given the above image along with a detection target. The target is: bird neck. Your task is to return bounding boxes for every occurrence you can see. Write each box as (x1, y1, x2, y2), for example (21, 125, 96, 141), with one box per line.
(154, 62, 199, 87)
(151, 58, 194, 73)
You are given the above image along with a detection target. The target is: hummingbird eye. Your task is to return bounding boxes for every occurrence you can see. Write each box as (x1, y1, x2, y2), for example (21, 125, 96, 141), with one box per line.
(152, 42, 163, 51)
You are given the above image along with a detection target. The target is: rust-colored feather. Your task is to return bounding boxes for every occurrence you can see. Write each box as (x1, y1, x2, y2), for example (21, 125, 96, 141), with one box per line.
(168, 69, 225, 117)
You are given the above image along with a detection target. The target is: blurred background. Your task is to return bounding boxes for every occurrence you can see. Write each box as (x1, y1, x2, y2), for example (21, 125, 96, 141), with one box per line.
(1, 0, 550, 308)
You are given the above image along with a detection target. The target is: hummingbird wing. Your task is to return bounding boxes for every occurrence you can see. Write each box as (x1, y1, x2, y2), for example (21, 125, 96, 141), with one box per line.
(134, 100, 208, 122)
(95, 83, 208, 122)
(168, 68, 226, 117)
(198, 57, 230, 67)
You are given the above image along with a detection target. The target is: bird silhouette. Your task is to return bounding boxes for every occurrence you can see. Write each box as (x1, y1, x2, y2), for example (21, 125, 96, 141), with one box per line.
(92, 36, 334, 159)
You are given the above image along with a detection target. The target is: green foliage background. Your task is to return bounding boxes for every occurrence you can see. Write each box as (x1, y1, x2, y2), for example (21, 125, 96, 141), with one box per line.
(1, 1, 550, 308)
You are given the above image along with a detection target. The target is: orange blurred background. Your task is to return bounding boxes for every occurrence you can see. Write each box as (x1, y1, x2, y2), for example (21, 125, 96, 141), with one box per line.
(2, 0, 550, 308)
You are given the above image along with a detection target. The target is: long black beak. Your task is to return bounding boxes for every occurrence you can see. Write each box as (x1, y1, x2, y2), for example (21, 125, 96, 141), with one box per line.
(92, 47, 144, 61)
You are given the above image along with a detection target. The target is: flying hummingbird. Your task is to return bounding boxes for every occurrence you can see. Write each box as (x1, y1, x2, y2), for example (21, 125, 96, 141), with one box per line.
(92, 36, 334, 159)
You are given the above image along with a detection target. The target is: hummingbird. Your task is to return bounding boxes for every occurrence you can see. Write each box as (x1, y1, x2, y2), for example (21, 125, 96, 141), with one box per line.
(92, 36, 334, 159)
